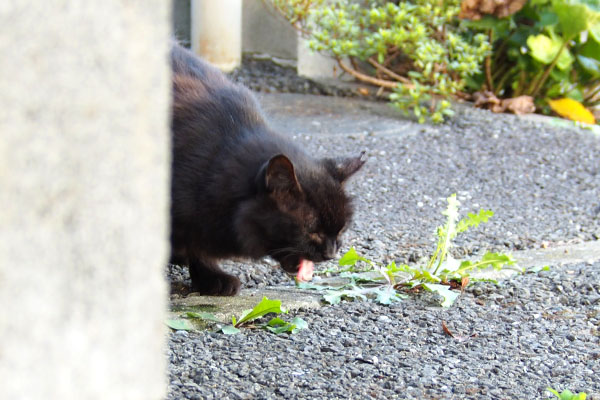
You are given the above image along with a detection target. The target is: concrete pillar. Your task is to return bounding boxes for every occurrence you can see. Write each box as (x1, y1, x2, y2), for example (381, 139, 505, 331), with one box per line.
(0, 2, 170, 400)
(191, 0, 242, 71)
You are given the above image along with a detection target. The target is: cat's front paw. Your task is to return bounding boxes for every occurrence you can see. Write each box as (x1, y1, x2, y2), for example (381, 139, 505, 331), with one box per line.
(192, 272, 241, 296)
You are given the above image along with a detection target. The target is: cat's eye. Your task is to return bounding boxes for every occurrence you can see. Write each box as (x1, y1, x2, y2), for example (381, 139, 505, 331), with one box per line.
(308, 232, 325, 243)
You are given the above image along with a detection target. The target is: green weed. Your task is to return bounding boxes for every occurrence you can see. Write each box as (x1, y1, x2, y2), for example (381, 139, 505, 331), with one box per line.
(167, 297, 308, 335)
(301, 194, 515, 307)
(547, 387, 587, 400)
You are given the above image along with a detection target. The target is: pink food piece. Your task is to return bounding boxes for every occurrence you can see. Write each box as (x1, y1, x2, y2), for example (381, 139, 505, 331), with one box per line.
(296, 259, 314, 282)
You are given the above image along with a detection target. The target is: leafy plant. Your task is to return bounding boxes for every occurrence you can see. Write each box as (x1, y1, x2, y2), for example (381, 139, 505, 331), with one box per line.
(167, 297, 308, 335)
(547, 387, 588, 400)
(302, 194, 515, 307)
(298, 258, 408, 305)
(465, 0, 600, 116)
(266, 0, 491, 123)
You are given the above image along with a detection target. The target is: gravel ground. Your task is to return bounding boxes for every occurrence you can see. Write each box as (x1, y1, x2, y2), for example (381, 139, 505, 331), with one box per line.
(228, 55, 360, 98)
(169, 261, 600, 400)
(168, 58, 600, 399)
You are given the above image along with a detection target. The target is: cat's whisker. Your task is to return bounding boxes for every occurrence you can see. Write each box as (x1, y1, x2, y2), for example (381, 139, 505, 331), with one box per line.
(267, 247, 303, 257)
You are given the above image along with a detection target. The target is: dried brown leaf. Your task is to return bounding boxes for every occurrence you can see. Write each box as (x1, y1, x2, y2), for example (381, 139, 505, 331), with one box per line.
(459, 0, 527, 20)
(395, 283, 423, 294)
(502, 95, 536, 115)
(461, 276, 470, 293)
(357, 87, 370, 96)
(473, 90, 501, 108)
(473, 92, 535, 115)
(442, 321, 454, 337)
(441, 321, 477, 342)
(447, 280, 461, 290)
(480, 0, 497, 14)
(491, 103, 506, 113)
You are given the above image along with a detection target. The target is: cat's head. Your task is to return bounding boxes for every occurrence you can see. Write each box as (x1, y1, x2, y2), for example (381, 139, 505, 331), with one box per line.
(235, 152, 366, 275)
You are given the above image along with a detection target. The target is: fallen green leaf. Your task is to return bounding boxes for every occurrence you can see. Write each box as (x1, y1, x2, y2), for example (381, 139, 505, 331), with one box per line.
(197, 297, 309, 335)
(221, 325, 242, 335)
(186, 312, 220, 323)
(265, 316, 309, 334)
(289, 317, 309, 333)
(422, 283, 460, 307)
(528, 265, 551, 273)
(235, 297, 286, 327)
(323, 286, 368, 304)
(374, 286, 405, 305)
(165, 319, 194, 331)
(265, 317, 293, 334)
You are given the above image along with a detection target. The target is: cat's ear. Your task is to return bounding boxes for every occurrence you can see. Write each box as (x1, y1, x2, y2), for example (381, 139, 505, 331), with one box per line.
(265, 154, 302, 193)
(324, 151, 366, 183)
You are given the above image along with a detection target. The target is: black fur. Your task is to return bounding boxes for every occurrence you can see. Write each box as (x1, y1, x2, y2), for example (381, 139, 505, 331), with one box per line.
(170, 44, 365, 296)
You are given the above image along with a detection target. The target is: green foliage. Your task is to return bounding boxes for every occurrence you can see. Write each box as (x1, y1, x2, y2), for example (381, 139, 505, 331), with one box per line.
(527, 34, 574, 69)
(221, 325, 242, 335)
(422, 283, 460, 307)
(185, 311, 220, 322)
(547, 387, 588, 400)
(456, 209, 495, 234)
(466, 0, 600, 109)
(527, 264, 551, 273)
(222, 296, 308, 334)
(165, 319, 195, 331)
(234, 297, 285, 327)
(171, 297, 308, 335)
(268, 0, 324, 25)
(338, 247, 372, 266)
(266, 0, 490, 123)
(323, 286, 369, 304)
(265, 316, 309, 334)
(304, 194, 514, 307)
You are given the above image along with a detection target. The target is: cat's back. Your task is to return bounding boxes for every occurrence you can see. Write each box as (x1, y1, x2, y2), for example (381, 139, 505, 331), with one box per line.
(170, 43, 264, 141)
(171, 43, 228, 90)
(170, 43, 273, 216)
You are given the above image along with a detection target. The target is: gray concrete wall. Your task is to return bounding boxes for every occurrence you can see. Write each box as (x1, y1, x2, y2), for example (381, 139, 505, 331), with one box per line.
(242, 0, 297, 59)
(0, 2, 170, 400)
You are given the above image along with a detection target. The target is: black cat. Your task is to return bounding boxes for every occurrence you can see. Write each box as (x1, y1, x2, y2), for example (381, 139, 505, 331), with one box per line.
(170, 44, 365, 296)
